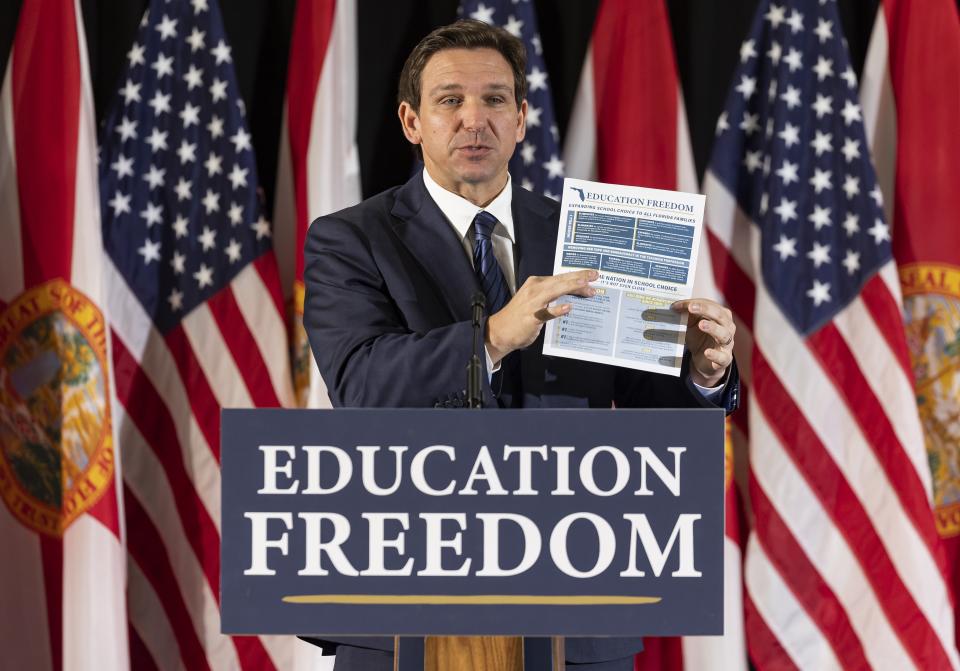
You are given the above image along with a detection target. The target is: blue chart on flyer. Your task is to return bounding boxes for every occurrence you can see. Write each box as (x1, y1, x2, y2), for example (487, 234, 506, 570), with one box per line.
(543, 178, 707, 377)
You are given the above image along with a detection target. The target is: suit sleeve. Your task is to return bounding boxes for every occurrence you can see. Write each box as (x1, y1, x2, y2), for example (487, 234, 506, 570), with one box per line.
(303, 215, 495, 408)
(614, 351, 740, 415)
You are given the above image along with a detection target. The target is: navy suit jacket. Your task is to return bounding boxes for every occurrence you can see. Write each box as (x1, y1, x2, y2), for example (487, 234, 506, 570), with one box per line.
(302, 172, 738, 662)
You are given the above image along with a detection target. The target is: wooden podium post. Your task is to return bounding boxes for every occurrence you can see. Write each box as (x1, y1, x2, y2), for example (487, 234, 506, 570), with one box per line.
(395, 636, 563, 670)
(425, 636, 522, 670)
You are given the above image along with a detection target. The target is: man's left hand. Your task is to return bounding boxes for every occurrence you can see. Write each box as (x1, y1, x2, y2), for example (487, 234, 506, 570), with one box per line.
(671, 298, 736, 389)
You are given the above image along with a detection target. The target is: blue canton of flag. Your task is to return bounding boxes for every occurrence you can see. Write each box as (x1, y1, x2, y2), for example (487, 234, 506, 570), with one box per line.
(99, 0, 272, 333)
(459, 0, 564, 200)
(709, 0, 891, 334)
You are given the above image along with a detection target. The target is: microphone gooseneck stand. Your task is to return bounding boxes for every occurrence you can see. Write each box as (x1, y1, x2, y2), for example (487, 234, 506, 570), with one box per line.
(467, 291, 485, 409)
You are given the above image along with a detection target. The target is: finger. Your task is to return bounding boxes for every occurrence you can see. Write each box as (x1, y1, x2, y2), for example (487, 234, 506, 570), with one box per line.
(693, 301, 735, 330)
(539, 270, 599, 301)
(568, 285, 598, 299)
(534, 303, 571, 322)
(674, 299, 734, 329)
(698, 319, 734, 348)
(562, 268, 599, 282)
(702, 347, 733, 371)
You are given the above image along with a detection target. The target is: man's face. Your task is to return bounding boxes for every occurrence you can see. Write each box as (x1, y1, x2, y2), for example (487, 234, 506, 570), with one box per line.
(399, 47, 526, 203)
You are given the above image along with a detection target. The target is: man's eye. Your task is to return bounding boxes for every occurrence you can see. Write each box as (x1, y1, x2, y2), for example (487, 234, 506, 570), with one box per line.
(488, 97, 506, 105)
(439, 97, 461, 106)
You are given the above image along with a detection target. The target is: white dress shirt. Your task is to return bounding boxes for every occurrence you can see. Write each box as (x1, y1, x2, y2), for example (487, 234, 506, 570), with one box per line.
(421, 168, 723, 398)
(422, 168, 518, 293)
(423, 168, 514, 376)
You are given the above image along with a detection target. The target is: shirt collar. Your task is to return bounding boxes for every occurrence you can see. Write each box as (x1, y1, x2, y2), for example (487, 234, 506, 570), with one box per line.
(422, 167, 515, 243)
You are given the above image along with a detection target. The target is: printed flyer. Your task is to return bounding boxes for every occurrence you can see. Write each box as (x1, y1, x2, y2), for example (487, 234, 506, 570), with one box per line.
(543, 178, 706, 377)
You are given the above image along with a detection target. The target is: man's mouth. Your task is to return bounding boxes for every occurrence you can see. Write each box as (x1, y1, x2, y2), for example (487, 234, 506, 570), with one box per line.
(456, 145, 492, 158)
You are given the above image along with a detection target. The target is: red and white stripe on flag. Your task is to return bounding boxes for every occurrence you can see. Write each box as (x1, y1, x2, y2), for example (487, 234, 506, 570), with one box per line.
(861, 0, 960, 651)
(274, 0, 362, 409)
(563, 2, 747, 670)
(0, 1, 128, 669)
(108, 256, 297, 671)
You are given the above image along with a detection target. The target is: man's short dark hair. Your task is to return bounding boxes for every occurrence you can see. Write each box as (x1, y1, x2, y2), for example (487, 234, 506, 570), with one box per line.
(398, 19, 527, 111)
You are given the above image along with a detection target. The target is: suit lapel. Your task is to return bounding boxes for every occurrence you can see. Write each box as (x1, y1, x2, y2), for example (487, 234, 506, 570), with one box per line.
(513, 186, 558, 287)
(390, 172, 479, 322)
(389, 177, 562, 405)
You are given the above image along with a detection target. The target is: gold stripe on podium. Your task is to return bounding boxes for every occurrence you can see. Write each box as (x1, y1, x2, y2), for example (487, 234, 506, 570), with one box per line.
(282, 594, 660, 605)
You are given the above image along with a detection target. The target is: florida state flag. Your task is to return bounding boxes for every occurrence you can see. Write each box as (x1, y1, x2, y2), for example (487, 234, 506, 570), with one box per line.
(0, 2, 128, 669)
(861, 0, 960, 645)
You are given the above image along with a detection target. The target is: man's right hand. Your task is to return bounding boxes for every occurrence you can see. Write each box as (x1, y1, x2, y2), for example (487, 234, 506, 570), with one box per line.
(485, 269, 599, 365)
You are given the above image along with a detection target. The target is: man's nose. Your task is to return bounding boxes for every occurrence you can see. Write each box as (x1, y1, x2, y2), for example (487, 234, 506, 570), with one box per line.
(459, 99, 488, 133)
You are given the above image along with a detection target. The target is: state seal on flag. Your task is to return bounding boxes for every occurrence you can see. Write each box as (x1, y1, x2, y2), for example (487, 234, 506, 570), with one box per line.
(0, 279, 114, 536)
(291, 279, 312, 407)
(900, 263, 960, 537)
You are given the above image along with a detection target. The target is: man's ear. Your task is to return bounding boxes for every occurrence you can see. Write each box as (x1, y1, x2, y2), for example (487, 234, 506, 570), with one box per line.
(398, 101, 422, 145)
(515, 99, 527, 143)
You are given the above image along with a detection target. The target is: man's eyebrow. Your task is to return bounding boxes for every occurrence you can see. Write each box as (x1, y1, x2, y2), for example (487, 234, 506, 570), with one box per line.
(428, 83, 464, 96)
(427, 82, 513, 96)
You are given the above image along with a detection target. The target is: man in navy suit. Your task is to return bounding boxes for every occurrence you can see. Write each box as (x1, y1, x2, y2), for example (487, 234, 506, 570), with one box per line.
(303, 18, 738, 671)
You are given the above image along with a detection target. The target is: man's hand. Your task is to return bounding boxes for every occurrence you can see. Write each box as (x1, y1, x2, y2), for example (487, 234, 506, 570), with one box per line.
(671, 298, 736, 388)
(486, 270, 598, 365)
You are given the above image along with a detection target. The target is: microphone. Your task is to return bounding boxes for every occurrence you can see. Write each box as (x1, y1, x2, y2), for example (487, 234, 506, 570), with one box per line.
(471, 291, 485, 328)
(467, 292, 485, 408)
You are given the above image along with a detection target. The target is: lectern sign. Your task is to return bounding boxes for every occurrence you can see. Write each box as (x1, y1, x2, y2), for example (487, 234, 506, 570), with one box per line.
(221, 408, 724, 636)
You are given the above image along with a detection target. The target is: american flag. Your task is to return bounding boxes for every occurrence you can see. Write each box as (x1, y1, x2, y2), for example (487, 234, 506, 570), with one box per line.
(98, 0, 295, 668)
(704, 0, 959, 668)
(459, 0, 564, 199)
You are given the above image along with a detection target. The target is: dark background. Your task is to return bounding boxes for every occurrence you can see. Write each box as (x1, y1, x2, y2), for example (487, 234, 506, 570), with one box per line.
(2, 0, 887, 216)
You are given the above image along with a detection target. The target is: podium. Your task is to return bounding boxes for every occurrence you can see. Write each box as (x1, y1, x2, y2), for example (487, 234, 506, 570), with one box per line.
(220, 408, 724, 669)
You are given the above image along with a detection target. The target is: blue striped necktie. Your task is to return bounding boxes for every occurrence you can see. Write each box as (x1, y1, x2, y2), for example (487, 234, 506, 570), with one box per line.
(472, 210, 510, 316)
